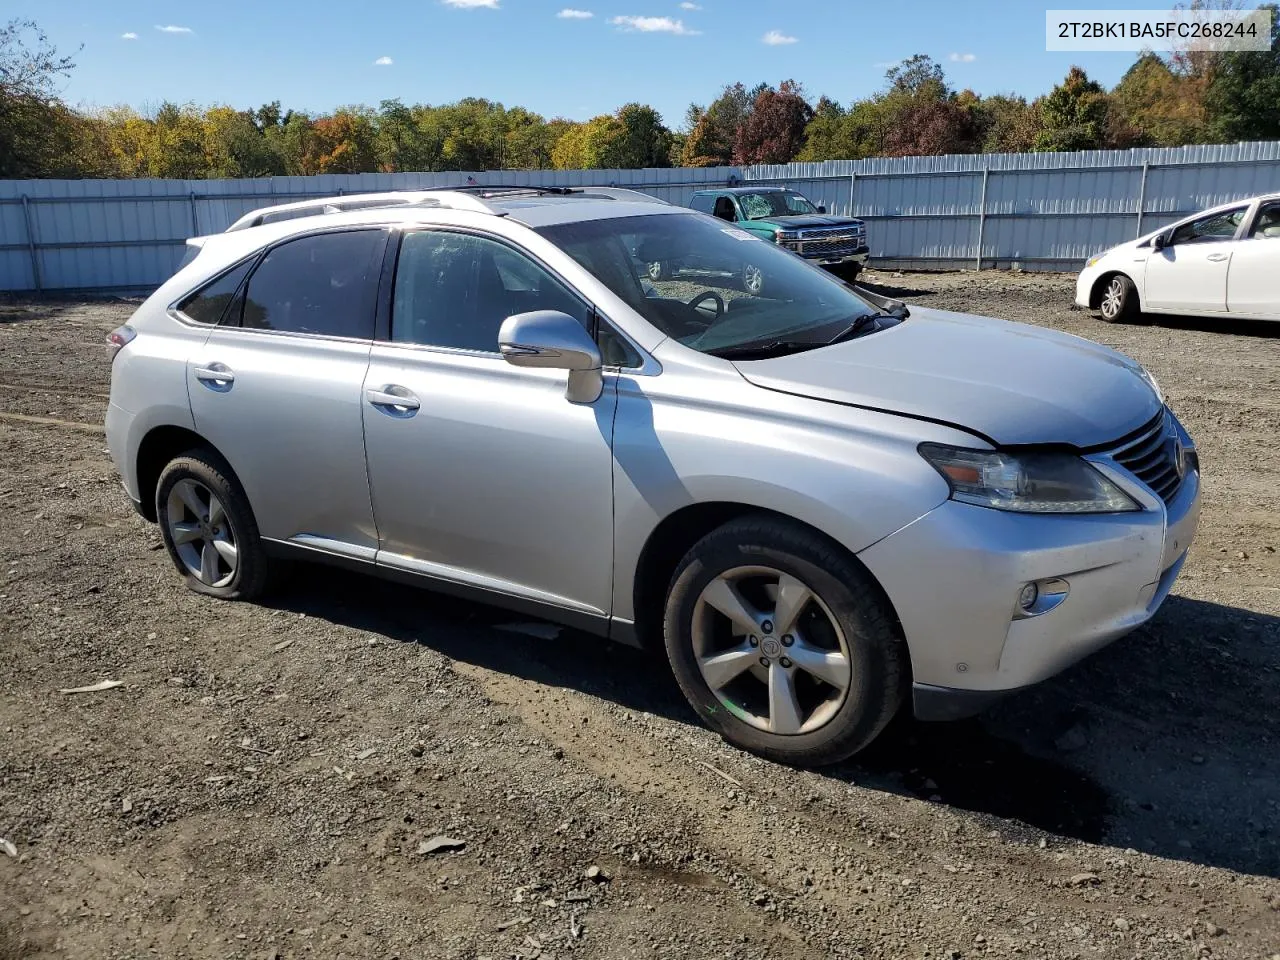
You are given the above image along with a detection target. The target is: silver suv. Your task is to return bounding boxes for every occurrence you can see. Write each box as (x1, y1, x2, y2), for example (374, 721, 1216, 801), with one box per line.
(105, 187, 1201, 766)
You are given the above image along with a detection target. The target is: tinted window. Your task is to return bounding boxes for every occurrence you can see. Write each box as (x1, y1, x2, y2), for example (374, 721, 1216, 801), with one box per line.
(240, 230, 384, 338)
(1250, 202, 1280, 239)
(689, 194, 715, 214)
(177, 259, 253, 325)
(1171, 206, 1247, 244)
(391, 231, 589, 352)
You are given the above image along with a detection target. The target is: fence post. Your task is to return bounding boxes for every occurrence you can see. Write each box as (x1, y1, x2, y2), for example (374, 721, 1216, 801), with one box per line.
(189, 192, 199, 236)
(848, 171, 857, 218)
(975, 166, 990, 272)
(20, 196, 42, 294)
(1135, 161, 1149, 238)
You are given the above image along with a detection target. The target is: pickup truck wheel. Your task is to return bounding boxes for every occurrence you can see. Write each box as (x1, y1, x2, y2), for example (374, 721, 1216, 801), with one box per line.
(1098, 273, 1140, 323)
(647, 260, 671, 281)
(156, 449, 271, 601)
(742, 263, 764, 295)
(664, 517, 905, 766)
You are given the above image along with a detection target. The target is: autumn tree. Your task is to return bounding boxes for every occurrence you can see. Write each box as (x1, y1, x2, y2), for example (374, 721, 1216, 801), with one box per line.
(1035, 66, 1110, 151)
(733, 80, 813, 164)
(972, 94, 1041, 153)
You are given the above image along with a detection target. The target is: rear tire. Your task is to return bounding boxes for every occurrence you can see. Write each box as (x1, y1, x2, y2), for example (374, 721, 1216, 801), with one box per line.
(663, 516, 906, 766)
(156, 449, 271, 601)
(1097, 273, 1140, 323)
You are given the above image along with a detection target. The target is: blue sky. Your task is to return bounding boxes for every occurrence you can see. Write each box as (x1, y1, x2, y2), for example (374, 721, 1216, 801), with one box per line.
(14, 0, 1224, 126)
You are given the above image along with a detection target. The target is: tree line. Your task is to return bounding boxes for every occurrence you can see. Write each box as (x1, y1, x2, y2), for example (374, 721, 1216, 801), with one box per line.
(1, 11, 1277, 180)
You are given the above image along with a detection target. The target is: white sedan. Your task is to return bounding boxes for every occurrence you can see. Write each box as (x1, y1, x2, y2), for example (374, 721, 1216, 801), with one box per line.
(1076, 192, 1280, 323)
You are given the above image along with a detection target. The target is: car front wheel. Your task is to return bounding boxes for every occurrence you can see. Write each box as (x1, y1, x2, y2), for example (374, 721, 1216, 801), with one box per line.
(1098, 273, 1139, 323)
(663, 517, 905, 766)
(156, 449, 270, 601)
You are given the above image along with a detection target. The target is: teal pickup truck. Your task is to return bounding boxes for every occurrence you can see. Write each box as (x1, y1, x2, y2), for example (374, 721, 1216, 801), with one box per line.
(658, 186, 868, 293)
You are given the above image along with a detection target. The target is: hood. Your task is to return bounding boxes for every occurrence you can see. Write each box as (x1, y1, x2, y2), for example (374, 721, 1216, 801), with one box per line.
(735, 306, 1161, 447)
(754, 214, 864, 230)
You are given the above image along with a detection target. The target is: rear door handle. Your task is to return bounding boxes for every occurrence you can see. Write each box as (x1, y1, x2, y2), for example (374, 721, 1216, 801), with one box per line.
(1206, 252, 1230, 262)
(193, 363, 234, 389)
(366, 386, 420, 415)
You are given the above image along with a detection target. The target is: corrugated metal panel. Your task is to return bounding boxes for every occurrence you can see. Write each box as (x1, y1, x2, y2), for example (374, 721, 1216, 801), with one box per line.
(3, 145, 1279, 291)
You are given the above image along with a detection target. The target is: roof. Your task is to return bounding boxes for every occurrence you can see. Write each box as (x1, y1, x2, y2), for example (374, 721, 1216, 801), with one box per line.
(692, 186, 805, 194)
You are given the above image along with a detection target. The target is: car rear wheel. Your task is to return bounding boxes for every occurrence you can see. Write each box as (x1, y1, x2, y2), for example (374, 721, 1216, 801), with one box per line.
(156, 449, 270, 601)
(742, 263, 765, 295)
(1098, 273, 1139, 323)
(663, 517, 905, 766)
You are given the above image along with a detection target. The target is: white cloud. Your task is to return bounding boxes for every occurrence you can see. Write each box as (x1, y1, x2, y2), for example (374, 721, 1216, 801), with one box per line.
(121, 31, 138, 40)
(679, 2, 701, 8)
(442, 0, 499, 7)
(949, 52, 976, 62)
(557, 8, 594, 17)
(154, 24, 193, 34)
(374, 55, 394, 65)
(609, 15, 700, 34)
(762, 29, 797, 45)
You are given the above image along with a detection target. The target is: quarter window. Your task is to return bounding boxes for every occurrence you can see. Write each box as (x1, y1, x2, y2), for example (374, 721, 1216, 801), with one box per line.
(177, 260, 253, 325)
(238, 230, 385, 338)
(1170, 206, 1247, 245)
(390, 231, 590, 352)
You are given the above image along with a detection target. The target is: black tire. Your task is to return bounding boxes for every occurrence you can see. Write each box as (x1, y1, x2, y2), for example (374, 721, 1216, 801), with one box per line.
(647, 260, 671, 281)
(663, 516, 906, 766)
(1097, 273, 1140, 323)
(155, 448, 271, 601)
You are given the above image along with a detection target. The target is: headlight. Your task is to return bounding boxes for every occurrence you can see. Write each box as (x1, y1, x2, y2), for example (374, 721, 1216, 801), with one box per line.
(919, 444, 1140, 513)
(1086, 254, 1102, 267)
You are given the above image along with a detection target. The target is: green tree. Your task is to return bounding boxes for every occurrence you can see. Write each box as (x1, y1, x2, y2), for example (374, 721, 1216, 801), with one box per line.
(1034, 66, 1110, 151)
(0, 18, 84, 177)
(1203, 4, 1280, 140)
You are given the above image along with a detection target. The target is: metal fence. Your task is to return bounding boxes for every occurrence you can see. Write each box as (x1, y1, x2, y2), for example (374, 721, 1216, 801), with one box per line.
(3, 141, 1279, 293)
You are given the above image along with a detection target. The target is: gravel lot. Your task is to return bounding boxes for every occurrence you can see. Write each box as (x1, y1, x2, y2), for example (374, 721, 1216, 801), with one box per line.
(1, 270, 1278, 960)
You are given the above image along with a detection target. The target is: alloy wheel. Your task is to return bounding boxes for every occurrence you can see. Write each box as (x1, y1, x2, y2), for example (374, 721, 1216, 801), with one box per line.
(691, 565, 852, 735)
(166, 479, 238, 588)
(743, 264, 764, 295)
(1101, 277, 1124, 319)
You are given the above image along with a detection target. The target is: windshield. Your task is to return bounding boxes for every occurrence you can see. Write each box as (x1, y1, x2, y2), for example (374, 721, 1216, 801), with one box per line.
(738, 191, 817, 220)
(538, 212, 883, 356)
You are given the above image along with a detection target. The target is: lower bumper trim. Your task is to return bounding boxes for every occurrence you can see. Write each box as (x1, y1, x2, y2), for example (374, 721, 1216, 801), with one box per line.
(911, 682, 1014, 721)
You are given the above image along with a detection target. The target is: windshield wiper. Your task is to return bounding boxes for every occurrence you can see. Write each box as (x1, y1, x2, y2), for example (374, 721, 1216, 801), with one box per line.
(825, 312, 887, 345)
(705, 339, 822, 360)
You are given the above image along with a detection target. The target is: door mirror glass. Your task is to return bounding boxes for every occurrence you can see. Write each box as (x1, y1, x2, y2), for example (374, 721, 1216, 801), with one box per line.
(1152, 231, 1168, 250)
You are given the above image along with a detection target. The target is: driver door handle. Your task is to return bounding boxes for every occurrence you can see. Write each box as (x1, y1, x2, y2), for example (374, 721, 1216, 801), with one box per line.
(366, 387, 420, 413)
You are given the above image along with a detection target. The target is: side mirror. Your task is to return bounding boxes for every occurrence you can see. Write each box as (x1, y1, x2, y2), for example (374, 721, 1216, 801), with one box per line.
(817, 205, 827, 214)
(499, 310, 603, 403)
(1152, 231, 1168, 250)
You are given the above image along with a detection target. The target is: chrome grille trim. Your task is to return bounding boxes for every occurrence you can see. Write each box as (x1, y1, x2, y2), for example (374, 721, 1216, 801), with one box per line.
(1101, 409, 1184, 505)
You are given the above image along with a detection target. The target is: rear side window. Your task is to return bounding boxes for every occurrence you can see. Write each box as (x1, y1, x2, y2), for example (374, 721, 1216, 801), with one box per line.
(177, 260, 254, 325)
(240, 230, 385, 338)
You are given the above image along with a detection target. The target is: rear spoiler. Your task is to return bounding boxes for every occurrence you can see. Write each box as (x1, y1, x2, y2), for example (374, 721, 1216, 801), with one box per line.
(175, 237, 208, 274)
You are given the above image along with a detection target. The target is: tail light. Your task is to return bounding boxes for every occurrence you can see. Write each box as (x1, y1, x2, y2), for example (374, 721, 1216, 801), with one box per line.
(107, 324, 136, 360)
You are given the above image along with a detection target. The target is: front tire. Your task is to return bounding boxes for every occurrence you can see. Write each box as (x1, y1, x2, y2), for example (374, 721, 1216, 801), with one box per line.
(156, 449, 270, 601)
(663, 517, 906, 766)
(1097, 273, 1139, 323)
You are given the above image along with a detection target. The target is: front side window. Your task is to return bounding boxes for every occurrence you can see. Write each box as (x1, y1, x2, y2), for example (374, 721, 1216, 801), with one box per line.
(540, 213, 885, 357)
(391, 230, 590, 352)
(177, 259, 254, 325)
(239, 230, 385, 338)
(1249, 202, 1280, 239)
(738, 191, 818, 220)
(689, 194, 715, 214)
(1171, 206, 1247, 245)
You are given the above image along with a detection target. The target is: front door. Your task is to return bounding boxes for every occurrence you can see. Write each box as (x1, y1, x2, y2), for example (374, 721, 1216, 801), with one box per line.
(361, 227, 618, 623)
(187, 228, 387, 558)
(1228, 200, 1280, 320)
(1144, 205, 1247, 314)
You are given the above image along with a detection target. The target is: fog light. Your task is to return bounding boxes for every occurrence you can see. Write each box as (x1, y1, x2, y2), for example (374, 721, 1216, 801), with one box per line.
(1017, 582, 1039, 611)
(1013, 577, 1070, 620)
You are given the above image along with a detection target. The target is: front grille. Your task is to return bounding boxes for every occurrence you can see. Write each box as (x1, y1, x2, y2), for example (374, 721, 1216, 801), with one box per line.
(1102, 409, 1184, 504)
(780, 225, 866, 259)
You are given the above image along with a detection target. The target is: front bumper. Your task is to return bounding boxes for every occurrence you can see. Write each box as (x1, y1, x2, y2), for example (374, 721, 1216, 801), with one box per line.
(860, 456, 1200, 715)
(1074, 265, 1098, 308)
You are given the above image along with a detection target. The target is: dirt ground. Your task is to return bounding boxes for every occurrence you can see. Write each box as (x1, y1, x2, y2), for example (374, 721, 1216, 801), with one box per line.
(1, 270, 1278, 960)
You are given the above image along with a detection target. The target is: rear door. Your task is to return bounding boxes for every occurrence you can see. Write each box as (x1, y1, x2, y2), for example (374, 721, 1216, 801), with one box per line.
(1143, 205, 1247, 314)
(187, 228, 387, 559)
(1227, 200, 1280, 320)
